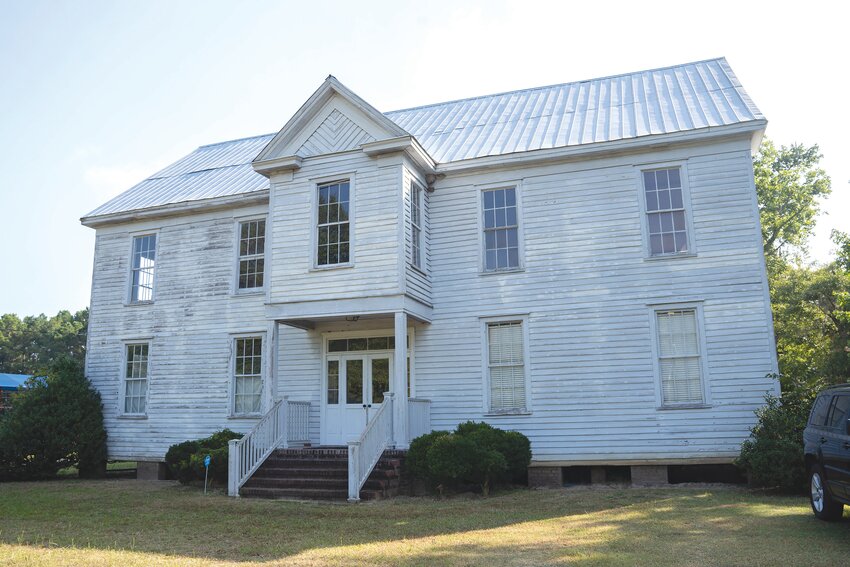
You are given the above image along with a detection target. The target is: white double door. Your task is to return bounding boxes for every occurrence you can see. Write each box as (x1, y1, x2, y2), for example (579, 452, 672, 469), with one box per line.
(323, 354, 392, 445)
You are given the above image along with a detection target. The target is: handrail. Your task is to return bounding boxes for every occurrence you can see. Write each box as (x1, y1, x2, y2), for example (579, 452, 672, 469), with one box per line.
(347, 393, 394, 502)
(227, 397, 310, 497)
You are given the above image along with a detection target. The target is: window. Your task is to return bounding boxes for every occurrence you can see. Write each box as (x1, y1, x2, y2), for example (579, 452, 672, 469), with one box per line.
(827, 395, 850, 429)
(123, 343, 149, 414)
(130, 234, 157, 302)
(810, 395, 831, 426)
(486, 321, 526, 411)
(482, 187, 520, 271)
(410, 181, 423, 269)
(642, 167, 689, 256)
(655, 309, 704, 406)
(233, 337, 263, 415)
(237, 219, 265, 290)
(317, 180, 350, 266)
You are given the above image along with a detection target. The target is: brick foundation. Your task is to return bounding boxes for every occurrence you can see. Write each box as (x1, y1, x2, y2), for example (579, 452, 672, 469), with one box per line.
(136, 461, 168, 480)
(528, 466, 562, 488)
(630, 465, 669, 486)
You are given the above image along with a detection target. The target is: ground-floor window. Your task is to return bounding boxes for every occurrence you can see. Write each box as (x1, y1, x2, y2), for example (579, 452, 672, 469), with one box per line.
(654, 308, 705, 406)
(485, 320, 527, 412)
(233, 336, 263, 415)
(123, 343, 149, 415)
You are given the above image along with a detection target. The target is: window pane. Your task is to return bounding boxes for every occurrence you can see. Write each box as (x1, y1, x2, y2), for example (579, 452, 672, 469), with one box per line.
(827, 396, 850, 428)
(328, 339, 347, 352)
(656, 310, 702, 405)
(327, 360, 339, 405)
(346, 359, 363, 404)
(371, 358, 390, 404)
(489, 322, 524, 365)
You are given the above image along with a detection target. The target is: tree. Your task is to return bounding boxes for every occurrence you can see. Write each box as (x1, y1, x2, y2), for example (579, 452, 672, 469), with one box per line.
(0, 309, 88, 375)
(754, 139, 831, 267)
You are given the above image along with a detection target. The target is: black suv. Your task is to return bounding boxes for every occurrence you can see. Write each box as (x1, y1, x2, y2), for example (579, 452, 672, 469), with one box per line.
(804, 384, 850, 520)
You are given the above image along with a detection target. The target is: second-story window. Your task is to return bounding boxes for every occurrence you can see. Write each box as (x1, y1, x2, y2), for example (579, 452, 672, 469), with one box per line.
(238, 219, 265, 290)
(410, 181, 423, 269)
(130, 234, 157, 302)
(643, 167, 690, 256)
(482, 187, 520, 271)
(317, 180, 350, 266)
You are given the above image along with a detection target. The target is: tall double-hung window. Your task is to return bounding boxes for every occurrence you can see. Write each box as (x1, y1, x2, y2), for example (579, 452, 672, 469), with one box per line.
(123, 343, 149, 415)
(233, 336, 263, 415)
(482, 187, 520, 271)
(410, 181, 423, 269)
(486, 320, 527, 412)
(317, 180, 351, 266)
(654, 308, 705, 406)
(130, 234, 157, 302)
(237, 219, 265, 290)
(642, 167, 690, 256)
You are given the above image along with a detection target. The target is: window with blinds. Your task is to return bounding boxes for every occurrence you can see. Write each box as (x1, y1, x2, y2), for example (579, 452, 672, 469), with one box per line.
(123, 343, 149, 414)
(655, 309, 704, 406)
(487, 321, 526, 411)
(233, 337, 263, 415)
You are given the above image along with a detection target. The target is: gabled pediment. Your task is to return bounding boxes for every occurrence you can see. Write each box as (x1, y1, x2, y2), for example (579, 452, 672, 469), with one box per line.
(253, 76, 409, 171)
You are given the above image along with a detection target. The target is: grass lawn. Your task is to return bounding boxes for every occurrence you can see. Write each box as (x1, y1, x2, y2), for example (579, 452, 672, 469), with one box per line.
(0, 480, 848, 566)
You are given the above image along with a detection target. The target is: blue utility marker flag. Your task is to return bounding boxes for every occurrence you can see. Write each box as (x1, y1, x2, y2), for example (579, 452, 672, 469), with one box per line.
(204, 455, 211, 468)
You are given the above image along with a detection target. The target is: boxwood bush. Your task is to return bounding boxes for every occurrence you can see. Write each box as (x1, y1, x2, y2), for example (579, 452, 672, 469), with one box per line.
(0, 358, 107, 481)
(407, 421, 531, 495)
(165, 429, 241, 485)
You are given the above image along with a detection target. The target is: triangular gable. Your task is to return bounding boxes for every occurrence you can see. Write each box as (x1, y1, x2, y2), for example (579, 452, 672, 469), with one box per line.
(254, 76, 409, 165)
(297, 109, 375, 157)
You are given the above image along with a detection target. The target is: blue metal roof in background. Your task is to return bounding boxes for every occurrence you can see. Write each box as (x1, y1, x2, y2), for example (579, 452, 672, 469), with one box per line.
(0, 373, 30, 390)
(83, 58, 763, 220)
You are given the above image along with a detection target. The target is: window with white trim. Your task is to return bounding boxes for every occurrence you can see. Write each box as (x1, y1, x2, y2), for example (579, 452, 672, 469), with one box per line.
(130, 234, 156, 302)
(642, 167, 689, 256)
(486, 321, 526, 411)
(410, 181, 423, 269)
(655, 309, 704, 406)
(482, 187, 520, 271)
(123, 343, 149, 414)
(317, 180, 350, 266)
(237, 219, 265, 289)
(233, 337, 263, 415)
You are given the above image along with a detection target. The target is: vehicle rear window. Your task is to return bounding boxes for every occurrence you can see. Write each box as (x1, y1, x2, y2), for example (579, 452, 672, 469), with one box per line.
(809, 395, 831, 426)
(827, 395, 850, 429)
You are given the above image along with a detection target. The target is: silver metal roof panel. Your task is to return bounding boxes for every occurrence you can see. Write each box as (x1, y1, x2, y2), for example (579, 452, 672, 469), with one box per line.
(84, 58, 763, 220)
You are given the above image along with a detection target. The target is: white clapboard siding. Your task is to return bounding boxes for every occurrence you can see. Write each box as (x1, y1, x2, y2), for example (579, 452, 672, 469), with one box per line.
(86, 205, 283, 460)
(414, 136, 777, 463)
(267, 151, 402, 305)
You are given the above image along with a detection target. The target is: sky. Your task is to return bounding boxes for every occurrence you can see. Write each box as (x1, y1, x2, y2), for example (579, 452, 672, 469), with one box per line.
(0, 0, 848, 317)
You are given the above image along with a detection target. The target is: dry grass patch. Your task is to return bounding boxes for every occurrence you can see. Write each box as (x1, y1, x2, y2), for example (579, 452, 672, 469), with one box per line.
(0, 480, 848, 566)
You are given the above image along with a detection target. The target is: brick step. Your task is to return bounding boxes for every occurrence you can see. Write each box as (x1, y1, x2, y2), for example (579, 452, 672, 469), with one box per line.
(240, 486, 349, 500)
(262, 458, 348, 469)
(244, 476, 348, 490)
(252, 467, 348, 479)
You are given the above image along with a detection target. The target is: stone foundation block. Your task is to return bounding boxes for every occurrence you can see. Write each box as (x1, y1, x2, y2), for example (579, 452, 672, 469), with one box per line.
(528, 466, 562, 488)
(630, 465, 669, 486)
(136, 461, 168, 480)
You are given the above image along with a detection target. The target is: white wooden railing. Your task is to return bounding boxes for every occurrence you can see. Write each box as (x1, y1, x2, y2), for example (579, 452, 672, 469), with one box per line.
(228, 397, 310, 496)
(407, 398, 431, 442)
(347, 393, 394, 502)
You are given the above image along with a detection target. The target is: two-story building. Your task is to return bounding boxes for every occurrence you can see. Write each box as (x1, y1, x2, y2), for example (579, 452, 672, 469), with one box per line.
(81, 57, 778, 497)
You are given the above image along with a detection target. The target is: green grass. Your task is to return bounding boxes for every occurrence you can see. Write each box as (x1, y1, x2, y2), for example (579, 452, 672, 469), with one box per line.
(0, 480, 848, 566)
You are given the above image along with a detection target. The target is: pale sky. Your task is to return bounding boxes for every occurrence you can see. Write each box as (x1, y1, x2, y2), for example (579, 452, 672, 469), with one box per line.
(1, 0, 847, 316)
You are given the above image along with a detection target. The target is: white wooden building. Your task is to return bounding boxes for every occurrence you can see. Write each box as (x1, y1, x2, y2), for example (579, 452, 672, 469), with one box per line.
(81, 58, 778, 493)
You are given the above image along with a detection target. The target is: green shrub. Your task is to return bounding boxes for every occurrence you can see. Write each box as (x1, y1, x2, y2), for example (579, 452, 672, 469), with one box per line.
(427, 434, 506, 495)
(736, 376, 822, 493)
(165, 429, 241, 485)
(408, 421, 531, 495)
(405, 429, 450, 480)
(0, 358, 107, 480)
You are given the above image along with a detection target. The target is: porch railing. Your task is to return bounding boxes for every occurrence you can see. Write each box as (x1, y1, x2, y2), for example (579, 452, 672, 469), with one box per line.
(347, 392, 394, 502)
(227, 397, 310, 497)
(407, 398, 431, 442)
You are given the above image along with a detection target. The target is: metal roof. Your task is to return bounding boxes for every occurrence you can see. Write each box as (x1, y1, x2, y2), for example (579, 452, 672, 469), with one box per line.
(0, 373, 29, 390)
(84, 58, 763, 220)
(84, 134, 274, 218)
(385, 58, 763, 163)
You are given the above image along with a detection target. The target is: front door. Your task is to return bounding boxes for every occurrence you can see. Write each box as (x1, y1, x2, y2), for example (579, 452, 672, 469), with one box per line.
(324, 354, 392, 445)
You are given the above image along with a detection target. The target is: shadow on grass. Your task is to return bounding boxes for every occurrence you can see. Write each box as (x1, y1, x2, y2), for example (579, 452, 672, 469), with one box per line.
(0, 480, 848, 565)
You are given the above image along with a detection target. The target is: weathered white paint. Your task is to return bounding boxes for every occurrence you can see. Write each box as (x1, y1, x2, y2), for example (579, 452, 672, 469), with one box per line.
(84, 81, 776, 468)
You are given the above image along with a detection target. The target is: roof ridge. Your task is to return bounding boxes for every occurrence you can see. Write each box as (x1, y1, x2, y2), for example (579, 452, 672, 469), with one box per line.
(385, 57, 728, 115)
(196, 132, 276, 149)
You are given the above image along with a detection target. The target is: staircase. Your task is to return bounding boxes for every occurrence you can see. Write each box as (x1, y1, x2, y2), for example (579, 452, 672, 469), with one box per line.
(240, 447, 406, 501)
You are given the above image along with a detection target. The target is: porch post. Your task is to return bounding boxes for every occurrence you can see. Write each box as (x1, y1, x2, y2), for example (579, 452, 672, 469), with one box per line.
(266, 320, 279, 408)
(392, 311, 409, 449)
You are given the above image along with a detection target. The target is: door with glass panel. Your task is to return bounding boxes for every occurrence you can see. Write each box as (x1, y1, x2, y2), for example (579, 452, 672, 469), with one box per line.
(323, 354, 392, 445)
